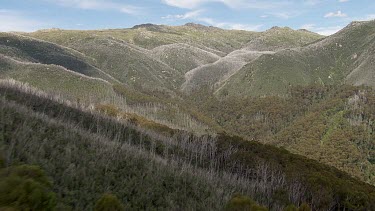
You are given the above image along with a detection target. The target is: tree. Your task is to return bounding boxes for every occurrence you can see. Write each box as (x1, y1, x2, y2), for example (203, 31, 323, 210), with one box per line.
(95, 193, 125, 211)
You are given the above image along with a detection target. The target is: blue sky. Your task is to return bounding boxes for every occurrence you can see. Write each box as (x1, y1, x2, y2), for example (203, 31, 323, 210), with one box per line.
(0, 0, 374, 35)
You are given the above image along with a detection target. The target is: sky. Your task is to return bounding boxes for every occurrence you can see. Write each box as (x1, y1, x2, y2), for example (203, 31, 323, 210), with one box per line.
(0, 0, 374, 35)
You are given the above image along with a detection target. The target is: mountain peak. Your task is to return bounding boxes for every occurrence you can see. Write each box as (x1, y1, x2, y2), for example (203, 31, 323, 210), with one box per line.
(298, 29, 311, 33)
(184, 23, 220, 30)
(132, 23, 164, 30)
(267, 26, 293, 32)
(184, 23, 207, 28)
(36, 28, 62, 33)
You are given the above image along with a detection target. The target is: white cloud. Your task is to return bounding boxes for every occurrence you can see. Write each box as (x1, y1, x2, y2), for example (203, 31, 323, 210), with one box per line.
(162, 10, 262, 31)
(201, 17, 263, 31)
(300, 24, 343, 35)
(0, 10, 44, 32)
(338, 0, 349, 2)
(162, 0, 287, 10)
(357, 14, 375, 21)
(324, 10, 347, 18)
(162, 10, 203, 20)
(271, 12, 298, 19)
(300, 24, 315, 30)
(304, 0, 322, 6)
(315, 26, 342, 35)
(228, 23, 263, 31)
(47, 0, 141, 14)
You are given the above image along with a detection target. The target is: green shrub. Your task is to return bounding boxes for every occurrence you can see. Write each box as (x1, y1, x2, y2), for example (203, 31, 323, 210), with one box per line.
(0, 165, 56, 210)
(95, 193, 125, 211)
(283, 204, 298, 211)
(298, 203, 311, 211)
(225, 194, 268, 211)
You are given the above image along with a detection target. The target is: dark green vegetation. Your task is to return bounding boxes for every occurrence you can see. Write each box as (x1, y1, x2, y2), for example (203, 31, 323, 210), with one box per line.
(94, 193, 125, 211)
(225, 194, 267, 211)
(1, 79, 375, 210)
(189, 84, 375, 185)
(1, 20, 375, 210)
(0, 163, 56, 210)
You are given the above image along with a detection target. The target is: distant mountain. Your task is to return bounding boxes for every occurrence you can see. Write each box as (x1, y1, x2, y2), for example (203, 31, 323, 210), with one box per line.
(217, 20, 375, 97)
(181, 26, 322, 93)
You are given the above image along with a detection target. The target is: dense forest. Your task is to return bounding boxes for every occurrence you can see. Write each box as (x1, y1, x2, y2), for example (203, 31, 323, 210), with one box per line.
(1, 80, 375, 210)
(186, 85, 375, 186)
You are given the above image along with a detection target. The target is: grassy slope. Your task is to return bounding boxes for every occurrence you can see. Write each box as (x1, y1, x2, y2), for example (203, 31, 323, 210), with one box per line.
(66, 36, 183, 91)
(152, 43, 221, 74)
(24, 31, 183, 92)
(217, 20, 375, 97)
(27, 24, 257, 55)
(180, 27, 322, 94)
(243, 27, 323, 51)
(25, 24, 258, 91)
(26, 24, 324, 95)
(0, 55, 115, 102)
(0, 33, 116, 83)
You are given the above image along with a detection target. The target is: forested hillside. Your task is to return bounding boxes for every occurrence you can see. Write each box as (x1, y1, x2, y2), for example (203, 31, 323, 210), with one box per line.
(1, 80, 375, 210)
(188, 84, 375, 186)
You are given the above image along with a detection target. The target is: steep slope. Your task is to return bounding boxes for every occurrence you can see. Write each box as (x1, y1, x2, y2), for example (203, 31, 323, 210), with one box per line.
(0, 33, 116, 83)
(217, 20, 375, 97)
(188, 84, 375, 186)
(151, 43, 220, 73)
(0, 54, 115, 102)
(345, 33, 375, 87)
(182, 50, 274, 93)
(0, 51, 210, 134)
(61, 35, 183, 92)
(181, 27, 321, 93)
(268, 88, 375, 185)
(243, 27, 323, 51)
